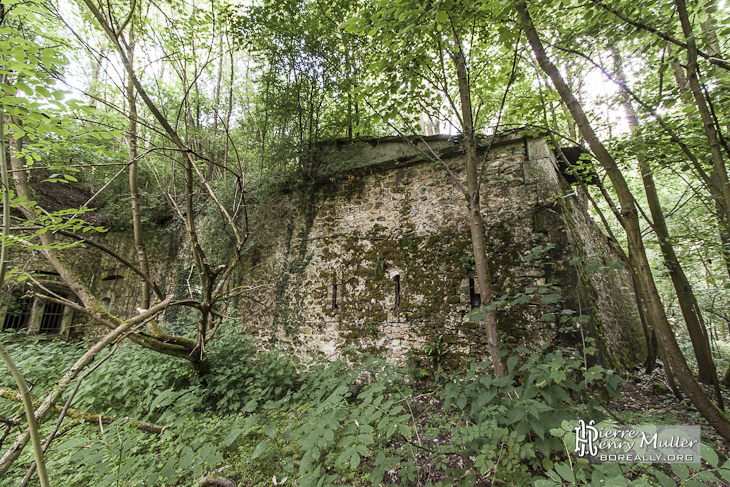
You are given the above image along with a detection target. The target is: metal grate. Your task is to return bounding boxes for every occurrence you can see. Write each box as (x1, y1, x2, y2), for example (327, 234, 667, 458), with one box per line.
(39, 301, 65, 334)
(3, 297, 33, 331)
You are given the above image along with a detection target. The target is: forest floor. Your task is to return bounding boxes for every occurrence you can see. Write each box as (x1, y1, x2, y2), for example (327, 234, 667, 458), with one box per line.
(603, 366, 730, 486)
(354, 365, 730, 487)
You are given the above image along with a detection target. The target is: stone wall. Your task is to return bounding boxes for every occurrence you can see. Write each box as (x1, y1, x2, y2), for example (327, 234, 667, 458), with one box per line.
(1, 131, 647, 370)
(0, 230, 182, 339)
(236, 132, 646, 369)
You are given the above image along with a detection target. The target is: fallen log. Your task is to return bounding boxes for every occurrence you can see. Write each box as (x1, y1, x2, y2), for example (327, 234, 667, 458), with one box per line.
(199, 475, 236, 487)
(0, 389, 164, 434)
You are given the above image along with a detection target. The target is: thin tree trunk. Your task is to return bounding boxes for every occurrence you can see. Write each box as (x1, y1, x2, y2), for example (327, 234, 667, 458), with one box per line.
(517, 0, 730, 439)
(224, 50, 234, 179)
(450, 34, 504, 377)
(207, 34, 224, 181)
(614, 50, 720, 391)
(582, 185, 659, 372)
(0, 107, 49, 487)
(669, 41, 730, 279)
(676, 0, 730, 232)
(126, 26, 151, 310)
(88, 46, 107, 108)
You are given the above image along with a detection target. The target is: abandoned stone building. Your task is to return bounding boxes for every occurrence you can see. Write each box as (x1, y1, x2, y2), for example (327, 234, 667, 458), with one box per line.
(1, 130, 647, 369)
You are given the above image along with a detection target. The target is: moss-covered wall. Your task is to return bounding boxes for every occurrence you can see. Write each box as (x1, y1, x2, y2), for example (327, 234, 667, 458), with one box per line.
(236, 133, 646, 369)
(3, 132, 645, 370)
(2, 229, 183, 338)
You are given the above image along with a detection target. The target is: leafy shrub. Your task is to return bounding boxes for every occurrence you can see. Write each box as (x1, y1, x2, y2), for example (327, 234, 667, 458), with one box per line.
(0, 337, 85, 393)
(430, 344, 615, 486)
(188, 328, 301, 414)
(72, 342, 189, 417)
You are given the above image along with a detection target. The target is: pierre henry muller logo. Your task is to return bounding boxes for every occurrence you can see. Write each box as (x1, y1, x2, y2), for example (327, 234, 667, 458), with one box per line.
(574, 419, 599, 457)
(573, 420, 700, 463)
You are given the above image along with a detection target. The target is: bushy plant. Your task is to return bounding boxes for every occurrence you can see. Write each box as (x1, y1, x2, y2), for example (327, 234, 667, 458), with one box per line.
(0, 337, 85, 394)
(191, 329, 301, 415)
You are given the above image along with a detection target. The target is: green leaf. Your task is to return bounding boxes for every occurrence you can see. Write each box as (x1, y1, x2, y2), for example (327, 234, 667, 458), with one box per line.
(534, 479, 559, 487)
(15, 81, 33, 96)
(671, 462, 689, 481)
(159, 456, 176, 479)
(323, 428, 335, 442)
(540, 294, 560, 304)
(251, 440, 268, 459)
(56, 438, 85, 451)
(351, 450, 361, 469)
(701, 443, 719, 467)
(222, 428, 244, 447)
(179, 446, 194, 470)
(506, 407, 525, 424)
(651, 469, 677, 487)
(337, 435, 356, 448)
(532, 419, 545, 439)
(242, 399, 258, 412)
(554, 462, 575, 482)
(720, 461, 730, 481)
(507, 355, 519, 372)
(358, 433, 374, 445)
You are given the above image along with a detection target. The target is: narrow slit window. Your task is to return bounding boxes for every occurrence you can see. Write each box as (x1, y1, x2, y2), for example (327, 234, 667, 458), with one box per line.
(39, 301, 65, 334)
(469, 271, 481, 309)
(394, 275, 401, 310)
(332, 275, 339, 310)
(3, 296, 32, 331)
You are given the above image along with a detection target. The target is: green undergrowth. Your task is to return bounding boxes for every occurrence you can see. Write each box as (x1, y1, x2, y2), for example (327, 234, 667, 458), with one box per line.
(0, 331, 728, 486)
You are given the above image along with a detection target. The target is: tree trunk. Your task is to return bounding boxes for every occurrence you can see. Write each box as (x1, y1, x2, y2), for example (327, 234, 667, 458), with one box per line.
(88, 46, 107, 108)
(614, 51, 720, 390)
(224, 50, 234, 177)
(207, 34, 225, 180)
(516, 0, 730, 439)
(450, 34, 504, 377)
(126, 26, 151, 310)
(676, 0, 730, 234)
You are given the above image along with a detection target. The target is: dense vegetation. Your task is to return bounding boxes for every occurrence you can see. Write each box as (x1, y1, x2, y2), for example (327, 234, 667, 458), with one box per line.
(1, 0, 730, 484)
(3, 327, 730, 486)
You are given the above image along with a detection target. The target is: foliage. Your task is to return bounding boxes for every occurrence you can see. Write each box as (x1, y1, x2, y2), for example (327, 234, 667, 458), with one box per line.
(0, 329, 659, 486)
(0, 337, 85, 393)
(3, 327, 729, 486)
